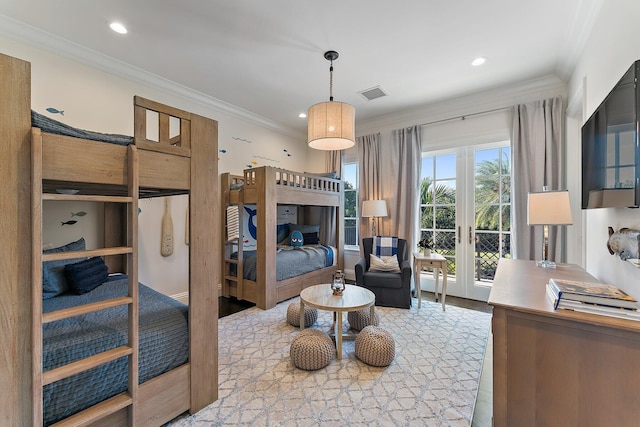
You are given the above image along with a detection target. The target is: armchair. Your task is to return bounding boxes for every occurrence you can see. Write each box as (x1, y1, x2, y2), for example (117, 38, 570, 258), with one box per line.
(355, 237, 412, 309)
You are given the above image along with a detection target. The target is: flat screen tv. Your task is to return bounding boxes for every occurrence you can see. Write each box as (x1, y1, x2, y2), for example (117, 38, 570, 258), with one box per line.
(581, 60, 640, 209)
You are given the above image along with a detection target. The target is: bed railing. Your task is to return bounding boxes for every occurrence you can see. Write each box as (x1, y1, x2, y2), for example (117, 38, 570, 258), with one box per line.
(242, 167, 341, 194)
(133, 96, 191, 157)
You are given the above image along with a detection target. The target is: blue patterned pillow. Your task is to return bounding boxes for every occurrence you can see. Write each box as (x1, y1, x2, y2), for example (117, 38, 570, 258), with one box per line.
(64, 257, 109, 294)
(42, 238, 86, 299)
(374, 236, 398, 257)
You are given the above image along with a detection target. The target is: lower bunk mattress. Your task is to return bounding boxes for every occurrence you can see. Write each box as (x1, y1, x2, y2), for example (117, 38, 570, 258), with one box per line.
(232, 244, 336, 281)
(42, 276, 189, 426)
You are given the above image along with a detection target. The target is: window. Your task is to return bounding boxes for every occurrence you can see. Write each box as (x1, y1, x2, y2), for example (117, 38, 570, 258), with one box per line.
(343, 162, 359, 247)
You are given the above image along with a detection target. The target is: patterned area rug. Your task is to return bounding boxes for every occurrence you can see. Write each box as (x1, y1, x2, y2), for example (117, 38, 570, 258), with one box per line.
(169, 297, 491, 426)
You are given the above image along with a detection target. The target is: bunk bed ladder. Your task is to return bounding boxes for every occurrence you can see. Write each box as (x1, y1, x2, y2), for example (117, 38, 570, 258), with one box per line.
(223, 203, 244, 299)
(32, 130, 140, 426)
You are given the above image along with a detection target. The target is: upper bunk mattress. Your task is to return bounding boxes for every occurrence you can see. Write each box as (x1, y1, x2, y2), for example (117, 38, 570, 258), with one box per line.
(32, 110, 133, 145)
(41, 276, 188, 425)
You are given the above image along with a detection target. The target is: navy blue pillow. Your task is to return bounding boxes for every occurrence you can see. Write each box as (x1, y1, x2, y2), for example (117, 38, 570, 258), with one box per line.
(302, 232, 319, 245)
(276, 224, 290, 244)
(64, 257, 109, 295)
(42, 238, 86, 299)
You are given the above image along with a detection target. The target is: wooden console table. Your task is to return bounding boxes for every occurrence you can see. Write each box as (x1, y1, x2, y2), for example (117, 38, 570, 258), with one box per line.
(488, 259, 640, 427)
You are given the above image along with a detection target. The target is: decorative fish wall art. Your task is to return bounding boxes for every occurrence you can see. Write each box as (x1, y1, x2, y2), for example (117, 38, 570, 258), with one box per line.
(46, 107, 64, 115)
(607, 227, 640, 261)
(60, 220, 77, 226)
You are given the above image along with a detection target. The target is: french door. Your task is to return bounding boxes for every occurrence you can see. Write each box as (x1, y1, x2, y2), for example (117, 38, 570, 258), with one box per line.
(419, 142, 511, 301)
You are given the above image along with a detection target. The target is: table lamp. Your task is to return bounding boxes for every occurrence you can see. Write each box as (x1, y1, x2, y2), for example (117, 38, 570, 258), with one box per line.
(362, 200, 388, 237)
(527, 187, 573, 268)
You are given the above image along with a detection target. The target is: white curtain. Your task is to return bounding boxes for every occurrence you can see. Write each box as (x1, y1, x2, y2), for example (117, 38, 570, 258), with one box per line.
(357, 133, 382, 242)
(511, 97, 564, 261)
(385, 126, 422, 250)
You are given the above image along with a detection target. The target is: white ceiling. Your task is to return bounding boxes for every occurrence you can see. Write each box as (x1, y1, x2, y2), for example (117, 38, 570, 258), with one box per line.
(0, 0, 602, 136)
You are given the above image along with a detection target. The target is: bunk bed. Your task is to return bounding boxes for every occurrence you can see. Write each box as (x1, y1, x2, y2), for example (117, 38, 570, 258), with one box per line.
(0, 54, 219, 426)
(221, 167, 344, 310)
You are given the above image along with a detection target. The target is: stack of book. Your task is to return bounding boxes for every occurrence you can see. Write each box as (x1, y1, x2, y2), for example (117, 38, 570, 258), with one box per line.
(546, 278, 640, 320)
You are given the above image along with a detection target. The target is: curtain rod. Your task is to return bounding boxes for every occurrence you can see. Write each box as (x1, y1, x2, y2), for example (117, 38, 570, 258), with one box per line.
(419, 106, 510, 127)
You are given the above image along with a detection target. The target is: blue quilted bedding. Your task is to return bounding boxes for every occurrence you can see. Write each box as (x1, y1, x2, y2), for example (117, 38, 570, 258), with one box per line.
(42, 276, 188, 425)
(232, 244, 335, 281)
(32, 110, 134, 146)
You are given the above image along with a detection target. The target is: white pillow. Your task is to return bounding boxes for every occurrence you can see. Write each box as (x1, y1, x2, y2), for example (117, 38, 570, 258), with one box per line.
(369, 254, 401, 273)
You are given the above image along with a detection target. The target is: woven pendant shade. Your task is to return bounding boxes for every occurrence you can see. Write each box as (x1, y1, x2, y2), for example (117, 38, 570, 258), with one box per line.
(307, 101, 355, 150)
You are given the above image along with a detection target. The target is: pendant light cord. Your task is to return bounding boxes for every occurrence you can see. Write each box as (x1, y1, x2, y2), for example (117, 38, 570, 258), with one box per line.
(329, 60, 334, 102)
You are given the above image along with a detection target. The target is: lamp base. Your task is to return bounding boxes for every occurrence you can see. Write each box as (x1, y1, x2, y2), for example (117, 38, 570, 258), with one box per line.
(536, 259, 557, 268)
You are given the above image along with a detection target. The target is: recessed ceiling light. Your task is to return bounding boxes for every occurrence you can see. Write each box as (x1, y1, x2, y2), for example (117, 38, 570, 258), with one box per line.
(472, 57, 487, 66)
(298, 112, 307, 118)
(109, 22, 128, 34)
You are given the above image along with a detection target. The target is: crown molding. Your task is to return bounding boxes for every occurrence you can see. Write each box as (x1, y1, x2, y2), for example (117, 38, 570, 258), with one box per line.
(357, 74, 568, 135)
(0, 14, 304, 140)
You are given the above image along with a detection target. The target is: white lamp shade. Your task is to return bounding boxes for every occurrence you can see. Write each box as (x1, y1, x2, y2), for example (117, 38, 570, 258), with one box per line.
(307, 101, 355, 150)
(362, 200, 388, 218)
(527, 190, 573, 225)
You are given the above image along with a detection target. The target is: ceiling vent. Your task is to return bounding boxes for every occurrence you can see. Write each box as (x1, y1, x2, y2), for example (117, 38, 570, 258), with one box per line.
(358, 86, 388, 101)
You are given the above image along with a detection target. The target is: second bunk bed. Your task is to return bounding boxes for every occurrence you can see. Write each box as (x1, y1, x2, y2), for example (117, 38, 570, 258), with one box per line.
(221, 166, 344, 310)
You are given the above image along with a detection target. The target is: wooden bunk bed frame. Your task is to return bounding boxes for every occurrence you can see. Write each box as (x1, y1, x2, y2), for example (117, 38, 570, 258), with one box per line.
(221, 167, 344, 310)
(0, 53, 219, 426)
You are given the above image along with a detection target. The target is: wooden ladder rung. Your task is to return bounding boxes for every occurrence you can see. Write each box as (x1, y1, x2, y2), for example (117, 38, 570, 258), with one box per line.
(43, 246, 133, 262)
(49, 392, 132, 427)
(43, 346, 133, 386)
(224, 275, 239, 282)
(224, 258, 238, 264)
(43, 296, 133, 324)
(42, 193, 133, 203)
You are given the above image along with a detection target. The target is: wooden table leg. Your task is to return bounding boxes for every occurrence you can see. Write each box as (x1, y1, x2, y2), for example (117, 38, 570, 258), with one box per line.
(434, 267, 440, 302)
(414, 258, 421, 309)
(299, 300, 305, 330)
(370, 305, 376, 324)
(336, 311, 343, 360)
(441, 264, 447, 311)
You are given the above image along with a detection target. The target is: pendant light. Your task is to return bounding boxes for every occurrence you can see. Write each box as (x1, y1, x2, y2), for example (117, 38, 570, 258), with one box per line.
(307, 50, 355, 150)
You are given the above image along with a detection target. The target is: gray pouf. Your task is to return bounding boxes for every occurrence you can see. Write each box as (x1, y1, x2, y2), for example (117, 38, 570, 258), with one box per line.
(286, 302, 318, 328)
(348, 309, 381, 332)
(290, 329, 335, 370)
(355, 325, 395, 367)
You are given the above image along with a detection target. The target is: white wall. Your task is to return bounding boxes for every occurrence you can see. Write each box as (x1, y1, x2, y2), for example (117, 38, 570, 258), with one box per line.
(2, 36, 318, 299)
(566, 0, 640, 296)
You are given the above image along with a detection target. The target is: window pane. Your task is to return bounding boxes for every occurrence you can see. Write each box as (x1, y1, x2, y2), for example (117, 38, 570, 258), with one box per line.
(435, 205, 455, 230)
(435, 154, 456, 180)
(345, 219, 357, 246)
(434, 180, 456, 205)
(421, 206, 433, 229)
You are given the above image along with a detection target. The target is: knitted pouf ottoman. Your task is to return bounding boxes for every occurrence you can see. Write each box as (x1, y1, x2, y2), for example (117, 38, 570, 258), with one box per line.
(355, 325, 395, 367)
(347, 309, 381, 332)
(290, 329, 335, 370)
(286, 302, 318, 328)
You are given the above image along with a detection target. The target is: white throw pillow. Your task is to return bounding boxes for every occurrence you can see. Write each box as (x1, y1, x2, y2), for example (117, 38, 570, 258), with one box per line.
(369, 254, 401, 273)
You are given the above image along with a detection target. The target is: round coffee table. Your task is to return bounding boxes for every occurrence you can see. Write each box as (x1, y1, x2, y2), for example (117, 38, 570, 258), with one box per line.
(299, 284, 375, 360)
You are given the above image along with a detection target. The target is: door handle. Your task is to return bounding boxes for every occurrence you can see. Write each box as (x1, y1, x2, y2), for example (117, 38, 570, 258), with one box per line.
(469, 226, 473, 245)
(458, 226, 461, 244)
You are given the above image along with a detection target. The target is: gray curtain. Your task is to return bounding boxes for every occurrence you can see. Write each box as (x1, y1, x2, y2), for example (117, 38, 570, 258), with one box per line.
(511, 97, 564, 261)
(386, 126, 422, 250)
(357, 133, 382, 241)
(320, 151, 343, 246)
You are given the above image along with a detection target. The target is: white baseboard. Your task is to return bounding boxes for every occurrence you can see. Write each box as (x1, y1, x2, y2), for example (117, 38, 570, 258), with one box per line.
(171, 291, 189, 305)
(344, 268, 355, 281)
(171, 283, 222, 305)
